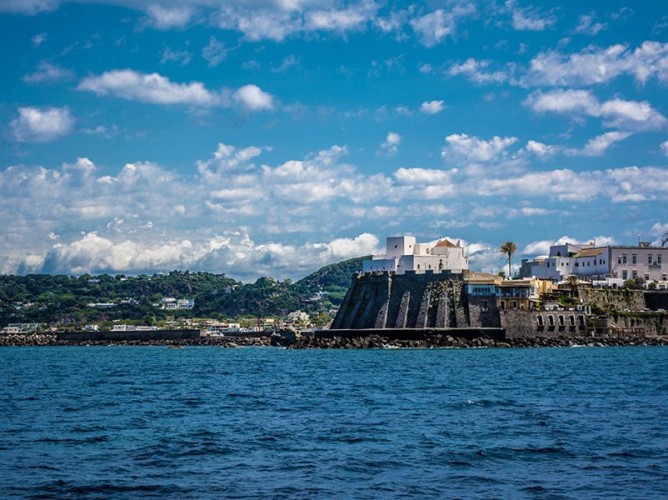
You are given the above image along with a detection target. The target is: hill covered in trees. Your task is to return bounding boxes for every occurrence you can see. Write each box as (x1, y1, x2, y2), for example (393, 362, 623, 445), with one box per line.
(0, 257, 367, 328)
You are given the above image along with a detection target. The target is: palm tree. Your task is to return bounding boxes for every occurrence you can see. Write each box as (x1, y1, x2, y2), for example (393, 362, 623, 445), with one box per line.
(499, 241, 518, 279)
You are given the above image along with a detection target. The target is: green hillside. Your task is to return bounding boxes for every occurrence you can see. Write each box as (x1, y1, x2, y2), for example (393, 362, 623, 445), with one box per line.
(0, 257, 366, 328)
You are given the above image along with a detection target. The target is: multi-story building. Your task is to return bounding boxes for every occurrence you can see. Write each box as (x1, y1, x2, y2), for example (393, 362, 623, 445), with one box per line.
(521, 242, 668, 284)
(363, 236, 468, 274)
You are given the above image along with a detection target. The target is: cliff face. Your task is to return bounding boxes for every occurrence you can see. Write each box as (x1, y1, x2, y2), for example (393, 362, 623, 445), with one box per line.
(331, 271, 495, 330)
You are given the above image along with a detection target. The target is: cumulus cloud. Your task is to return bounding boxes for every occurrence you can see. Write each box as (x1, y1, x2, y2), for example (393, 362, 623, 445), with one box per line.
(525, 89, 666, 131)
(146, 5, 193, 29)
(525, 140, 557, 158)
(410, 5, 475, 47)
(2, 140, 668, 278)
(32, 230, 381, 280)
(78, 70, 218, 105)
(420, 100, 445, 114)
(10, 106, 74, 142)
(566, 131, 631, 157)
(523, 41, 668, 87)
(448, 58, 508, 84)
(523, 235, 616, 256)
(77, 69, 275, 111)
(379, 132, 401, 156)
(442, 133, 518, 163)
(233, 84, 274, 111)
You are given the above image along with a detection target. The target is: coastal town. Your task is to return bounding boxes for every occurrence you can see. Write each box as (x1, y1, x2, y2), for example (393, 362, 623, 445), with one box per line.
(1, 234, 667, 347)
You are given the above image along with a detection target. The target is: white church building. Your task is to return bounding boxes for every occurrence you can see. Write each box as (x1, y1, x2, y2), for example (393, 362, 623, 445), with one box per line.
(363, 236, 469, 274)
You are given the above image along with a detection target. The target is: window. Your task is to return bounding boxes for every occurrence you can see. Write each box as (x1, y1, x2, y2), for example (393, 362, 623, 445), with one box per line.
(537, 315, 544, 327)
(511, 300, 517, 309)
(649, 254, 653, 264)
(481, 300, 489, 312)
(547, 315, 555, 327)
(632, 254, 637, 264)
(632, 270, 638, 279)
(622, 270, 628, 279)
(659, 254, 663, 264)
(618, 256, 622, 264)
(622, 254, 627, 264)
(569, 316, 576, 326)
(558, 315, 565, 326)
(645, 274, 650, 281)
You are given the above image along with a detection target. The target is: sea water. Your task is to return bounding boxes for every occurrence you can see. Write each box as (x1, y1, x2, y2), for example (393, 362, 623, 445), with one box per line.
(1, 346, 667, 499)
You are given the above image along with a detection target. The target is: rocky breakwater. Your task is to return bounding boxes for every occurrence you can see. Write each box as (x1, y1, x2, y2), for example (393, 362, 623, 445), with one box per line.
(0, 334, 58, 347)
(285, 332, 668, 349)
(0, 334, 272, 347)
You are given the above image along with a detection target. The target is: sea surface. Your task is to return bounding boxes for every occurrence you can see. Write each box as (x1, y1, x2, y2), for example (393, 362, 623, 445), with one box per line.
(1, 346, 667, 499)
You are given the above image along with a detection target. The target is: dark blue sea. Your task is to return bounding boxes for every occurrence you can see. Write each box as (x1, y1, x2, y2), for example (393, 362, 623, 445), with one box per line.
(1, 346, 667, 499)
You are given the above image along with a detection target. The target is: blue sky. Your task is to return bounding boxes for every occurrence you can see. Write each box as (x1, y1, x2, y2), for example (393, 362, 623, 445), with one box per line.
(1, 0, 667, 281)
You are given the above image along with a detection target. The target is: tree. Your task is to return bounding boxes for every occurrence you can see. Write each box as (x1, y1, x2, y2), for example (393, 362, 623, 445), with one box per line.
(499, 241, 518, 279)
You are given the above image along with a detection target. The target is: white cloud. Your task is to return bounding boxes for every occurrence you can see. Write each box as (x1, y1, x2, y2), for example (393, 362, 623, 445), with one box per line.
(81, 125, 118, 138)
(305, 3, 376, 32)
(420, 100, 445, 114)
(0, 0, 56, 14)
(600, 99, 666, 131)
(507, 0, 556, 31)
(22, 61, 74, 83)
(523, 235, 616, 256)
(574, 14, 607, 36)
(274, 54, 300, 73)
(2, 139, 668, 278)
(525, 89, 599, 115)
(568, 131, 632, 157)
(202, 36, 227, 66)
(525, 140, 557, 158)
(442, 133, 518, 163)
(525, 89, 666, 131)
(410, 5, 475, 47)
(77, 69, 275, 111)
(233, 84, 274, 111)
(146, 5, 193, 29)
(161, 47, 192, 65)
(448, 58, 508, 84)
(661, 140, 668, 156)
(523, 41, 668, 87)
(379, 131, 401, 156)
(31, 32, 47, 46)
(78, 70, 218, 106)
(10, 106, 74, 142)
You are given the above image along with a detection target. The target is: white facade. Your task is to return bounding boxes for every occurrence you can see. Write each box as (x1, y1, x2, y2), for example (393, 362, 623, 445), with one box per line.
(363, 236, 468, 274)
(522, 242, 668, 284)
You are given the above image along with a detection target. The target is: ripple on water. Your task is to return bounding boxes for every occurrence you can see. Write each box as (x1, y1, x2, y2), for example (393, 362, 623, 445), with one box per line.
(0, 346, 667, 498)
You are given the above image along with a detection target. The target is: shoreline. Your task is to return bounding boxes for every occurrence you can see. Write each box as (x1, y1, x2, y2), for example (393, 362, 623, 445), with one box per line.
(1, 333, 667, 349)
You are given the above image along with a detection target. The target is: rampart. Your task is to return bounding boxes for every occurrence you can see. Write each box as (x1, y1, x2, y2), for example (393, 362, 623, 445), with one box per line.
(331, 271, 498, 330)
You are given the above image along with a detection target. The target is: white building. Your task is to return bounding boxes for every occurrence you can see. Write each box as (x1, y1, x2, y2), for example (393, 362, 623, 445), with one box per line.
(363, 236, 468, 274)
(161, 298, 195, 310)
(521, 242, 668, 284)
